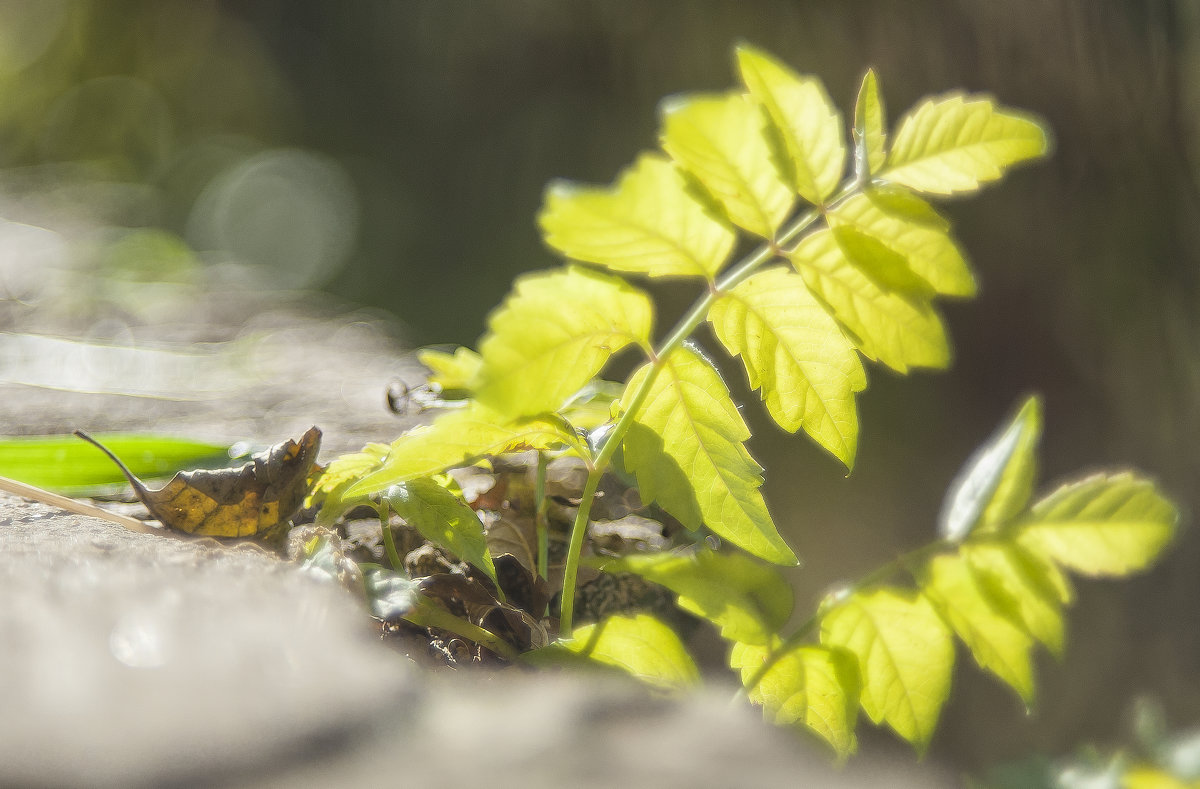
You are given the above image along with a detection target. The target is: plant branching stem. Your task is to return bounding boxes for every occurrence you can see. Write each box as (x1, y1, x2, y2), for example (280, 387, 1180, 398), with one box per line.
(377, 503, 404, 570)
(535, 451, 549, 591)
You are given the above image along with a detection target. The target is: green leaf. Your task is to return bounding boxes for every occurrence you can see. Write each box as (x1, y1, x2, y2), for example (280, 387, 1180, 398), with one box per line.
(789, 228, 951, 373)
(538, 153, 735, 280)
(820, 587, 954, 753)
(620, 346, 797, 565)
(962, 541, 1067, 656)
(735, 43, 845, 206)
(939, 396, 1043, 541)
(732, 641, 861, 760)
(1016, 473, 1178, 577)
(829, 225, 936, 298)
(854, 68, 887, 177)
(308, 442, 391, 514)
(660, 91, 795, 239)
(707, 266, 866, 467)
(881, 93, 1049, 196)
(0, 433, 231, 496)
(534, 613, 700, 691)
(598, 548, 793, 645)
(475, 266, 653, 418)
(384, 477, 498, 586)
(828, 190, 975, 298)
(417, 346, 483, 392)
(922, 553, 1036, 706)
(345, 402, 577, 497)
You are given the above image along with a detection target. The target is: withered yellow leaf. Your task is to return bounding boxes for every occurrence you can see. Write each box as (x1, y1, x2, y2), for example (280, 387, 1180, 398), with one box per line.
(75, 427, 321, 538)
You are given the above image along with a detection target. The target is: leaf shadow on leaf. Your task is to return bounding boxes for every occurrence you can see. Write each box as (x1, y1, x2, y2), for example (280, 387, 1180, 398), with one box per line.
(622, 421, 704, 533)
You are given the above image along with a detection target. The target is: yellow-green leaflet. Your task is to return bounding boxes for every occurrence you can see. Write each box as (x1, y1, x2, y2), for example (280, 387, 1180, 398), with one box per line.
(962, 541, 1067, 657)
(731, 641, 861, 760)
(882, 92, 1049, 196)
(385, 477, 498, 587)
(620, 346, 797, 565)
(820, 587, 954, 753)
(789, 228, 951, 373)
(660, 91, 795, 239)
(417, 346, 483, 392)
(538, 153, 735, 280)
(475, 266, 653, 419)
(735, 43, 845, 206)
(828, 190, 975, 298)
(708, 266, 866, 468)
(854, 68, 887, 176)
(1016, 473, 1178, 577)
(542, 613, 699, 691)
(922, 553, 1036, 706)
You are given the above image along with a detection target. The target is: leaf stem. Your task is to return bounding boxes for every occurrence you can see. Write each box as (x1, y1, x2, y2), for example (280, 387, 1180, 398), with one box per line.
(403, 601, 520, 661)
(535, 450, 549, 583)
(377, 502, 404, 571)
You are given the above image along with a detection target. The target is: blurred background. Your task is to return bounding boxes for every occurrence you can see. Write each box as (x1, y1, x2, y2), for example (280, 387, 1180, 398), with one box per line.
(0, 0, 1196, 776)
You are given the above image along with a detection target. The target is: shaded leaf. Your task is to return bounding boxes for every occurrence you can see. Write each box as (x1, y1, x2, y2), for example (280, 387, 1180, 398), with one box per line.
(820, 587, 954, 753)
(732, 641, 861, 760)
(962, 541, 1067, 656)
(598, 548, 792, 645)
(418, 346, 483, 392)
(736, 43, 845, 205)
(708, 266, 866, 467)
(1017, 473, 1178, 577)
(922, 553, 1036, 706)
(475, 266, 653, 418)
(789, 228, 951, 372)
(660, 91, 795, 238)
(539, 153, 735, 280)
(528, 613, 700, 691)
(882, 93, 1049, 195)
(620, 346, 797, 565)
(828, 190, 975, 297)
(854, 68, 887, 177)
(939, 396, 1042, 541)
(76, 427, 320, 538)
(385, 477, 498, 586)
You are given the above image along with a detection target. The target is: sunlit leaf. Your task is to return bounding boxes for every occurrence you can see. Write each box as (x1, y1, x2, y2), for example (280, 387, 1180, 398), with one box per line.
(308, 441, 390, 514)
(418, 346, 483, 392)
(385, 477, 498, 586)
(820, 587, 954, 753)
(828, 190, 975, 297)
(660, 91, 795, 239)
(923, 553, 1036, 706)
(1121, 766, 1194, 789)
(598, 548, 792, 645)
(882, 93, 1049, 195)
(1016, 473, 1178, 577)
(735, 43, 845, 205)
(789, 228, 951, 372)
(558, 379, 624, 431)
(345, 402, 576, 497)
(854, 68, 887, 177)
(538, 153, 735, 280)
(531, 613, 700, 691)
(475, 266, 653, 419)
(962, 541, 1066, 656)
(939, 396, 1042, 541)
(708, 266, 866, 467)
(620, 346, 797, 565)
(731, 641, 861, 760)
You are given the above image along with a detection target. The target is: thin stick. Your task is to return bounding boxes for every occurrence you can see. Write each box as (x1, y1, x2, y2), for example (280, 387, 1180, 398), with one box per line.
(0, 474, 160, 535)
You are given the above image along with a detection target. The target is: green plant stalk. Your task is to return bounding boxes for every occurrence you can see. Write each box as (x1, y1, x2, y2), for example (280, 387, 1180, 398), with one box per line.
(557, 186, 860, 636)
(734, 538, 950, 702)
(404, 601, 520, 661)
(535, 450, 549, 582)
(377, 502, 404, 571)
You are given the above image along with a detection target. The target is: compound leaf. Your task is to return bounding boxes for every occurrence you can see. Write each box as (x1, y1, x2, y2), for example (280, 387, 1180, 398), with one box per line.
(939, 396, 1042, 541)
(660, 91, 795, 239)
(962, 541, 1067, 657)
(789, 228, 951, 373)
(828, 190, 975, 298)
(599, 548, 793, 646)
(735, 43, 845, 206)
(475, 266, 653, 418)
(820, 587, 954, 753)
(732, 641, 861, 760)
(535, 613, 700, 691)
(621, 346, 797, 565)
(385, 477, 498, 586)
(882, 93, 1049, 196)
(538, 153, 735, 280)
(854, 68, 887, 177)
(1016, 473, 1178, 577)
(923, 552, 1036, 706)
(708, 266, 866, 467)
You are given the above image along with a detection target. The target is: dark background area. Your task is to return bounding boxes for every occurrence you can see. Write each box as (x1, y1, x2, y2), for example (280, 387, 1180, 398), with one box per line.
(1, 0, 1197, 773)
